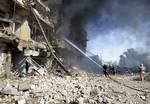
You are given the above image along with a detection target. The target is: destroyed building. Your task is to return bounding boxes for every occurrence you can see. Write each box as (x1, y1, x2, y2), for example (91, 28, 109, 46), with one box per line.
(0, 0, 90, 76)
(0, 0, 57, 76)
(0, 1, 150, 104)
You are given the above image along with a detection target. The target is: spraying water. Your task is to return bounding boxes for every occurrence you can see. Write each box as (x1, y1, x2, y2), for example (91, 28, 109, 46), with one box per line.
(63, 38, 103, 69)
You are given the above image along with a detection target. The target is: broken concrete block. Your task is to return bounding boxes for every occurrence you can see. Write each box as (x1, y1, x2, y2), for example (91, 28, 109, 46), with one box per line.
(140, 95, 146, 101)
(39, 97, 45, 104)
(18, 82, 30, 91)
(102, 96, 112, 104)
(16, 96, 26, 104)
(0, 80, 18, 95)
(78, 97, 84, 104)
(37, 68, 46, 76)
(90, 88, 98, 97)
(24, 49, 39, 57)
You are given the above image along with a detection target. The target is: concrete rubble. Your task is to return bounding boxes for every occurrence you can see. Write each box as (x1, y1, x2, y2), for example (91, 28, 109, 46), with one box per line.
(15, 96, 26, 104)
(0, 0, 150, 104)
(0, 80, 18, 96)
(0, 71, 150, 104)
(18, 81, 30, 91)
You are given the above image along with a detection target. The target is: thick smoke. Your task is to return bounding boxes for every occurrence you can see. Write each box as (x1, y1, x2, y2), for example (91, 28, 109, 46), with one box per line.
(119, 48, 150, 71)
(52, 0, 104, 69)
(56, 0, 103, 38)
(52, 0, 150, 71)
(86, 0, 150, 68)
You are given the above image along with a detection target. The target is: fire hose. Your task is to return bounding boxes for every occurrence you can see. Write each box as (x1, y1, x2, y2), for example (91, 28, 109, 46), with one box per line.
(64, 38, 150, 94)
(25, 0, 150, 93)
(108, 76, 150, 93)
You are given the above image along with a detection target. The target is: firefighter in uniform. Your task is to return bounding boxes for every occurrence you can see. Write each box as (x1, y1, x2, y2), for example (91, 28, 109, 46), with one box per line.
(139, 64, 145, 81)
(103, 64, 109, 77)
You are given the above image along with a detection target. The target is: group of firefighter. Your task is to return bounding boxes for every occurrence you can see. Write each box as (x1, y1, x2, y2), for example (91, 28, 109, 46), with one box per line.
(102, 64, 116, 77)
(102, 63, 146, 81)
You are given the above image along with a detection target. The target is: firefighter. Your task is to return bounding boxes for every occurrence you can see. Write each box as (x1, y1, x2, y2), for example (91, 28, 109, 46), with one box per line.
(103, 64, 109, 77)
(139, 64, 145, 81)
(111, 65, 116, 75)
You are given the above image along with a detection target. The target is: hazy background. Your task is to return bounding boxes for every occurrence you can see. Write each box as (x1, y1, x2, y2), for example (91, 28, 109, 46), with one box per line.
(86, 0, 150, 65)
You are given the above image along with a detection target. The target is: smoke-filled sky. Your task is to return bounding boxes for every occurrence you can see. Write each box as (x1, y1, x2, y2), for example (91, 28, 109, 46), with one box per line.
(86, 0, 150, 62)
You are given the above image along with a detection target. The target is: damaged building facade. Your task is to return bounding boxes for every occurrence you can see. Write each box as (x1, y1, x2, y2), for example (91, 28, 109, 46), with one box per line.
(0, 0, 53, 76)
(0, 0, 88, 76)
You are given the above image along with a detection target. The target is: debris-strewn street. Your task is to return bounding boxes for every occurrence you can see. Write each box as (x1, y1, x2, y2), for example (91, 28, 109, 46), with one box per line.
(0, 72, 150, 104)
(0, 0, 150, 104)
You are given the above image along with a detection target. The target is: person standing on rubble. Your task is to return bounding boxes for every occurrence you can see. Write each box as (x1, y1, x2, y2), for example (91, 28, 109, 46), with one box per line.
(139, 64, 146, 81)
(111, 65, 116, 75)
(103, 64, 109, 77)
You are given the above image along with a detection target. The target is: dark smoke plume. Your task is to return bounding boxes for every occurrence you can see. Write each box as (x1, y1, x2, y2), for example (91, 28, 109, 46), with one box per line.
(56, 0, 104, 37)
(86, 0, 150, 70)
(53, 0, 104, 69)
(119, 48, 150, 71)
(51, 0, 150, 71)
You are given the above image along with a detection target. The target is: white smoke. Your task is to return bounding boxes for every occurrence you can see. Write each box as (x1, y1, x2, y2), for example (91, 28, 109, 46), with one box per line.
(86, 0, 150, 64)
(119, 48, 150, 71)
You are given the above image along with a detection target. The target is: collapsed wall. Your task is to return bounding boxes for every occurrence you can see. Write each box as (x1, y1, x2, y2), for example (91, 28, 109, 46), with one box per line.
(0, 0, 56, 76)
(0, 0, 89, 76)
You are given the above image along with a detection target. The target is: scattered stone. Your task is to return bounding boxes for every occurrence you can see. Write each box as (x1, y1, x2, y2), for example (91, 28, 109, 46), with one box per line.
(16, 96, 26, 104)
(88, 99, 96, 104)
(140, 95, 146, 101)
(0, 80, 18, 95)
(78, 97, 84, 104)
(90, 88, 98, 97)
(70, 101, 79, 104)
(0, 72, 150, 104)
(39, 97, 45, 104)
(102, 95, 112, 104)
(18, 82, 30, 91)
(37, 68, 46, 76)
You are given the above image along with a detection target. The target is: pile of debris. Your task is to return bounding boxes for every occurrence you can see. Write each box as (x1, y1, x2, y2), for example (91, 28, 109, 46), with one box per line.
(0, 71, 150, 104)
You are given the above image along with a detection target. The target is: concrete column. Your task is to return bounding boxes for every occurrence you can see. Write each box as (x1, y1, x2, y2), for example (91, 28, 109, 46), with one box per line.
(0, 44, 12, 78)
(5, 49, 12, 79)
(0, 44, 7, 75)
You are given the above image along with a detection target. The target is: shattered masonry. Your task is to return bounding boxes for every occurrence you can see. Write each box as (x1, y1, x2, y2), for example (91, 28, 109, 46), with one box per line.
(0, 0, 55, 76)
(0, 0, 88, 76)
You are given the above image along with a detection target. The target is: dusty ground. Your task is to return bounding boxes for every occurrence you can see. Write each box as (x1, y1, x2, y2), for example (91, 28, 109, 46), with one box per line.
(0, 72, 150, 104)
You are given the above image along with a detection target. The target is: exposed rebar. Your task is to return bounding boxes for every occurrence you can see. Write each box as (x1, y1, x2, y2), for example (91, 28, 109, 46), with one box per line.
(30, 6, 70, 75)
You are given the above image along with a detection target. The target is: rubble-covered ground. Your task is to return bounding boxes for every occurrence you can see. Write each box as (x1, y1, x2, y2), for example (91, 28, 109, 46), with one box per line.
(0, 71, 150, 104)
